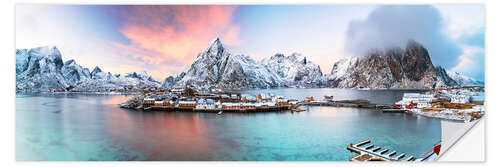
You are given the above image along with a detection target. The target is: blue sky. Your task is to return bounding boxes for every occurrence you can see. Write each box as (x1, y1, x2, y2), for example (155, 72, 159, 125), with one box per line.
(16, 5, 484, 81)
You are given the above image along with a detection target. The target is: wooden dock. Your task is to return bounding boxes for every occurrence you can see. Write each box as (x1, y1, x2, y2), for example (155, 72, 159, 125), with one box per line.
(300, 101, 394, 109)
(347, 139, 416, 162)
(382, 109, 408, 113)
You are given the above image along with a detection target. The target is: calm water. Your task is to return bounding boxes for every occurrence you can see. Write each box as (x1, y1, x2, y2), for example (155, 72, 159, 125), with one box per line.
(16, 88, 441, 161)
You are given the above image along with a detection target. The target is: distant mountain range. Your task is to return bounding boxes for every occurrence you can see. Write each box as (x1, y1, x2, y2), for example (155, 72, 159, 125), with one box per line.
(16, 46, 160, 92)
(15, 38, 483, 92)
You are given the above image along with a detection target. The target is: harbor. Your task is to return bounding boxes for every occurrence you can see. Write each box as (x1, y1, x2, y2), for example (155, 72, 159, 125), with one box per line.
(393, 87, 485, 122)
(120, 87, 398, 113)
(120, 86, 484, 121)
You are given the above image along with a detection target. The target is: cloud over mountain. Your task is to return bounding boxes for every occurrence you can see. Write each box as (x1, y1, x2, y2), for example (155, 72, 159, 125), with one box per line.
(344, 5, 463, 69)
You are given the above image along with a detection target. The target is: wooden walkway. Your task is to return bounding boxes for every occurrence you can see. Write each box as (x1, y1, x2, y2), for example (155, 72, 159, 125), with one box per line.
(347, 139, 416, 162)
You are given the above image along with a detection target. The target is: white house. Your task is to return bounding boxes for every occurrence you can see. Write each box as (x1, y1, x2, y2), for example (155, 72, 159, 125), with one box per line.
(450, 95, 470, 104)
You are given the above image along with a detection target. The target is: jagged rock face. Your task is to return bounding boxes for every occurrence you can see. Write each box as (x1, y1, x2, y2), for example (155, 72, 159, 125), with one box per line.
(16, 46, 69, 91)
(435, 66, 458, 86)
(71, 71, 161, 92)
(385, 47, 405, 81)
(61, 59, 91, 86)
(402, 40, 434, 81)
(90, 66, 104, 79)
(218, 54, 282, 89)
(16, 46, 161, 92)
(162, 72, 185, 88)
(125, 71, 158, 83)
(262, 53, 323, 87)
(326, 40, 457, 89)
(176, 38, 229, 87)
(175, 38, 282, 89)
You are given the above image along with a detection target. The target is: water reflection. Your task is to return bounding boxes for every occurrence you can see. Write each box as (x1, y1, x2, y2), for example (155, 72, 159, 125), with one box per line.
(104, 108, 218, 160)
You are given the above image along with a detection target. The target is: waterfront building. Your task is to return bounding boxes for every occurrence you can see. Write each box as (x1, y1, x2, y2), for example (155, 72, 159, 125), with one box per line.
(143, 97, 155, 108)
(231, 94, 239, 100)
(222, 102, 240, 110)
(196, 98, 216, 109)
(171, 88, 185, 95)
(179, 100, 196, 108)
(396, 93, 435, 109)
(276, 98, 289, 106)
(450, 95, 471, 104)
(257, 93, 263, 101)
(416, 101, 431, 108)
(289, 100, 299, 108)
(166, 100, 174, 107)
(304, 96, 314, 102)
(154, 101, 164, 107)
(242, 103, 257, 110)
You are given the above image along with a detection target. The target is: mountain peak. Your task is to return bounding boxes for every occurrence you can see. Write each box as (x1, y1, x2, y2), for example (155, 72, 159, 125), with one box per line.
(64, 59, 76, 66)
(211, 37, 221, 44)
(91, 66, 102, 75)
(204, 37, 224, 55)
(406, 39, 424, 50)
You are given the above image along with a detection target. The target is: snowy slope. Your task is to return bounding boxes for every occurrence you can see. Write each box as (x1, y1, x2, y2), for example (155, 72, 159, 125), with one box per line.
(71, 70, 161, 92)
(262, 53, 323, 87)
(447, 71, 483, 86)
(16, 46, 70, 91)
(16, 46, 161, 92)
(174, 38, 282, 89)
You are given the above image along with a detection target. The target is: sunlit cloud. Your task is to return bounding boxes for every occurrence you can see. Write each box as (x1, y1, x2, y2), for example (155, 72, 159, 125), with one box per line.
(450, 45, 484, 81)
(112, 5, 241, 80)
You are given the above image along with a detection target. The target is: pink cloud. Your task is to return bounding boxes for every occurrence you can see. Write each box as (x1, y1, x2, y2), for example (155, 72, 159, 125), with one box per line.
(451, 45, 483, 72)
(112, 5, 241, 79)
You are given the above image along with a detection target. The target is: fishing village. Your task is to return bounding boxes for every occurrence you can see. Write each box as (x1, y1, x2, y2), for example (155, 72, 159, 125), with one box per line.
(119, 86, 485, 162)
(120, 86, 485, 122)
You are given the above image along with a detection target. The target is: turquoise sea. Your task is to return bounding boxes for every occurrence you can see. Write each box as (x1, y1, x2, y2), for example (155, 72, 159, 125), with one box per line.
(16, 88, 441, 161)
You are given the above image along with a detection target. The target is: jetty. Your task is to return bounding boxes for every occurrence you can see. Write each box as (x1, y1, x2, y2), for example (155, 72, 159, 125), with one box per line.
(381, 109, 408, 113)
(347, 139, 416, 162)
(300, 100, 393, 109)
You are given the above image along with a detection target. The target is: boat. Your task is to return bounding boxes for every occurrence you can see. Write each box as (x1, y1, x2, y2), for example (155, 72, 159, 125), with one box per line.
(217, 111, 223, 115)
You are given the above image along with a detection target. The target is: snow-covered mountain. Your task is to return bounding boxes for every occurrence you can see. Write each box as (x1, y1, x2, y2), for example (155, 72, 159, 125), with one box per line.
(447, 71, 483, 87)
(61, 59, 92, 86)
(70, 70, 161, 92)
(173, 38, 282, 89)
(16, 46, 70, 91)
(162, 72, 185, 88)
(325, 40, 461, 89)
(262, 53, 324, 87)
(16, 46, 161, 92)
(17, 39, 482, 92)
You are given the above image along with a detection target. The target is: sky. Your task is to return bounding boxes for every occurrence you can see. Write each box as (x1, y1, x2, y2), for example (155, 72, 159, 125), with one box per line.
(15, 5, 485, 81)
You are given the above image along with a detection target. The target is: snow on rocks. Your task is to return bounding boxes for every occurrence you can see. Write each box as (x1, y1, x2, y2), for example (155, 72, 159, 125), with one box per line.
(16, 46, 161, 92)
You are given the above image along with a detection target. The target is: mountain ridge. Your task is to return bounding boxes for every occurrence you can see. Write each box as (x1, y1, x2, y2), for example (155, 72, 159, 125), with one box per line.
(16, 39, 482, 92)
(16, 46, 161, 92)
